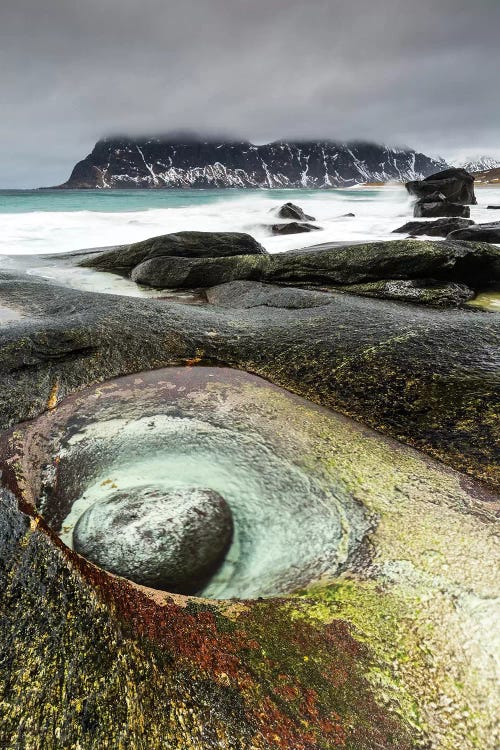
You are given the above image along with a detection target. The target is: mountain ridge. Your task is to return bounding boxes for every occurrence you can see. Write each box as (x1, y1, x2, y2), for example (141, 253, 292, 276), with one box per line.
(52, 137, 447, 190)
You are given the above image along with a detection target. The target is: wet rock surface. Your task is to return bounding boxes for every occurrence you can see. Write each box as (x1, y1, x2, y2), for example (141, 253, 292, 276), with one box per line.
(447, 221, 500, 243)
(206, 280, 334, 309)
(414, 200, 470, 218)
(0, 216, 499, 750)
(393, 217, 475, 237)
(130, 252, 264, 287)
(73, 486, 234, 594)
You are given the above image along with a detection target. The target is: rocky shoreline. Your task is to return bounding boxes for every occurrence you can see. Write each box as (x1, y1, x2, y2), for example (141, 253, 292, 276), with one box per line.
(0, 167, 499, 750)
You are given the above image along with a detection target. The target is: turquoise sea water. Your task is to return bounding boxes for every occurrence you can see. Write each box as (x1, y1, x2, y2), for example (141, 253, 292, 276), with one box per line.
(0, 188, 383, 214)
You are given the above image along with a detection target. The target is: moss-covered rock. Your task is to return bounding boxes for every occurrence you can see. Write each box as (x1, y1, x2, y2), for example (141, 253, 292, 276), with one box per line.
(336, 279, 475, 307)
(392, 218, 474, 237)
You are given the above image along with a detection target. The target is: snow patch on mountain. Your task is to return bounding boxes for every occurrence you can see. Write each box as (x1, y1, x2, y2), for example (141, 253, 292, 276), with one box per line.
(456, 156, 500, 173)
(56, 138, 447, 190)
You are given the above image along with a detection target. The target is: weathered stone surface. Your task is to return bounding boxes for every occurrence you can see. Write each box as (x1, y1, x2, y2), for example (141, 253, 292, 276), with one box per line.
(414, 201, 471, 218)
(339, 279, 475, 307)
(406, 167, 476, 204)
(447, 222, 500, 243)
(276, 202, 315, 221)
(393, 217, 474, 237)
(271, 222, 321, 235)
(73, 486, 233, 594)
(206, 280, 334, 309)
(82, 231, 268, 271)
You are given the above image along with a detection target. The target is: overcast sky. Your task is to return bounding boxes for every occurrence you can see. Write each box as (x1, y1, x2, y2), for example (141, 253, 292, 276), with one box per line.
(1, 0, 499, 187)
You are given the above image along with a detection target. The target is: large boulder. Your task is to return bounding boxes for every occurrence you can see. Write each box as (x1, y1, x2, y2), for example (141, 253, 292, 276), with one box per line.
(73, 486, 233, 594)
(414, 201, 471, 218)
(271, 222, 321, 235)
(81, 231, 268, 271)
(447, 222, 500, 243)
(131, 253, 266, 288)
(406, 167, 476, 205)
(265, 239, 500, 289)
(276, 202, 315, 221)
(393, 218, 475, 237)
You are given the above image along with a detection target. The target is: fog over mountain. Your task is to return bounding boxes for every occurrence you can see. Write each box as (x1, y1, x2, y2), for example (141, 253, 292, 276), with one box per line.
(0, 0, 499, 187)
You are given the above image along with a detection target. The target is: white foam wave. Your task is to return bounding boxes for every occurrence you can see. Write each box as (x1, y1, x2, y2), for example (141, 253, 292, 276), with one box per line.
(0, 187, 498, 256)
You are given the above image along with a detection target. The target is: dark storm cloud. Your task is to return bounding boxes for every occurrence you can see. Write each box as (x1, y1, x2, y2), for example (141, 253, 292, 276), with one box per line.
(0, 0, 499, 186)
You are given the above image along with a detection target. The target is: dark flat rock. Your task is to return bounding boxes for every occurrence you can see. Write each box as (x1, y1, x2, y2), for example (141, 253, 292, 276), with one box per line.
(393, 218, 474, 237)
(414, 201, 471, 218)
(271, 222, 321, 235)
(447, 222, 500, 243)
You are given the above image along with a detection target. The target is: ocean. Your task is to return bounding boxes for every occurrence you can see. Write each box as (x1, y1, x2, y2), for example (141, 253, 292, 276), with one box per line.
(1, 186, 498, 257)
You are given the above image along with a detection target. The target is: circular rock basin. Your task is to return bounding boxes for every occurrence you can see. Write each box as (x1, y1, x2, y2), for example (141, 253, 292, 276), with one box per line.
(4, 367, 371, 598)
(1, 366, 498, 749)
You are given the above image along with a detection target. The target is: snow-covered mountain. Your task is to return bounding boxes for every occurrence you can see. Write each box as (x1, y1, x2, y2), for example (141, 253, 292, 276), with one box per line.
(54, 137, 447, 189)
(457, 156, 500, 173)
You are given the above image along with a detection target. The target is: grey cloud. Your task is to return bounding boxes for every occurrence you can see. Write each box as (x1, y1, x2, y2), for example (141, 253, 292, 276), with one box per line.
(0, 0, 499, 187)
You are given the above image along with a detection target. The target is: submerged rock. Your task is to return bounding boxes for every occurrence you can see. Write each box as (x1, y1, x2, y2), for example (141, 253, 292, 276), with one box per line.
(276, 202, 315, 221)
(406, 167, 476, 205)
(271, 221, 321, 235)
(447, 222, 500, 243)
(414, 200, 471, 218)
(73, 486, 233, 594)
(82, 231, 268, 271)
(393, 217, 475, 237)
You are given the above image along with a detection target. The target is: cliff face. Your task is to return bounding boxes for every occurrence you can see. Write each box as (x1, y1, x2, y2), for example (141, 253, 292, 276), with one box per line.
(56, 137, 446, 189)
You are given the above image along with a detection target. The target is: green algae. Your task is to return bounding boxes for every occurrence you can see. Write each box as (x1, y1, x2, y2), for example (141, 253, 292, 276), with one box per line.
(467, 290, 500, 312)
